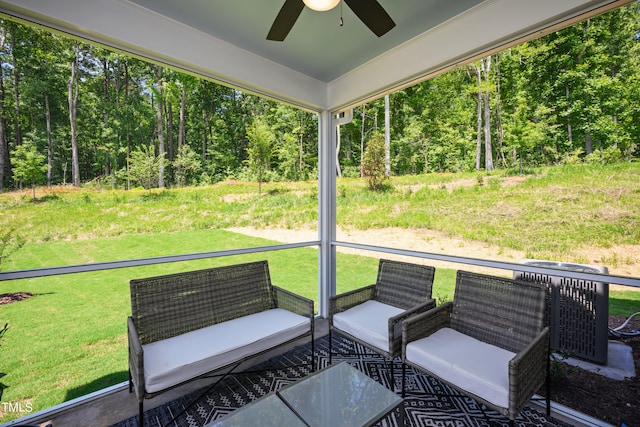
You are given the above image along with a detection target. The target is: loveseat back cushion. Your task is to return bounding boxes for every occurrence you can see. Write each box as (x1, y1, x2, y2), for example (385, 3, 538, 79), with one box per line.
(450, 270, 546, 353)
(375, 259, 435, 310)
(405, 327, 515, 409)
(332, 300, 404, 352)
(142, 308, 310, 394)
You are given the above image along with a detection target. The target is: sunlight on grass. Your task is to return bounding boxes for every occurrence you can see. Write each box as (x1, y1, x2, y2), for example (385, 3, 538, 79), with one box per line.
(1, 164, 639, 422)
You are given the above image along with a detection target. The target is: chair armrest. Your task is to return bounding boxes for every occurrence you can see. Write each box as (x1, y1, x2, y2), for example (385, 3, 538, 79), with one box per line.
(388, 299, 436, 356)
(508, 326, 550, 419)
(328, 284, 376, 317)
(273, 286, 315, 319)
(402, 302, 453, 360)
(128, 316, 144, 399)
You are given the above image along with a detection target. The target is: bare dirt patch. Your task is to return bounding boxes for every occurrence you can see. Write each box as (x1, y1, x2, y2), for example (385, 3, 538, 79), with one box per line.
(226, 225, 640, 278)
(0, 292, 33, 305)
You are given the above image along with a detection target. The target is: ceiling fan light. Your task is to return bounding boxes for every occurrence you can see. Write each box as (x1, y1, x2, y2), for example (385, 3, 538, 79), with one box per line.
(303, 0, 340, 12)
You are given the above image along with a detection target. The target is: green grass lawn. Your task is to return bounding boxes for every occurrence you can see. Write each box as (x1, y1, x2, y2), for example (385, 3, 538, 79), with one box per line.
(0, 229, 460, 422)
(1, 163, 639, 422)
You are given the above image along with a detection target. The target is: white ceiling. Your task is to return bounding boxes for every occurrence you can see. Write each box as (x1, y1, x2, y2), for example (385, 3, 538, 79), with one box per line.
(128, 0, 484, 83)
(0, 0, 630, 112)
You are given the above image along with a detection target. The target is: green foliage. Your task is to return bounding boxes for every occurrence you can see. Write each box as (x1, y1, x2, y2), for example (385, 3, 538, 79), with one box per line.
(245, 116, 274, 194)
(585, 146, 624, 165)
(2, 7, 640, 192)
(361, 133, 389, 190)
(174, 144, 202, 187)
(0, 228, 25, 271)
(12, 140, 48, 199)
(0, 166, 639, 421)
(126, 145, 164, 189)
(549, 349, 579, 383)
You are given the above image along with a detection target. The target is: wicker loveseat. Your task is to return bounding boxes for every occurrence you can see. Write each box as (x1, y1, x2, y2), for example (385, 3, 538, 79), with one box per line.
(402, 270, 549, 425)
(128, 260, 314, 427)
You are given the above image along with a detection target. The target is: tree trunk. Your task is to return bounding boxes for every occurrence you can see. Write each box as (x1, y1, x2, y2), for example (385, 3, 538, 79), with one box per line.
(298, 112, 304, 179)
(10, 30, 22, 147)
(45, 93, 52, 187)
(494, 55, 506, 168)
(156, 66, 165, 188)
(68, 42, 80, 187)
(483, 56, 494, 172)
(565, 82, 573, 146)
(0, 45, 7, 191)
(360, 106, 366, 177)
(201, 108, 207, 161)
(384, 94, 391, 176)
(124, 61, 131, 190)
(585, 132, 593, 155)
(336, 123, 342, 178)
(167, 101, 174, 164)
(423, 139, 430, 173)
(474, 65, 482, 171)
(178, 83, 186, 185)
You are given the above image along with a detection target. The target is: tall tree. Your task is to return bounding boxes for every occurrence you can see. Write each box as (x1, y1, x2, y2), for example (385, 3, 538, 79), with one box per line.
(0, 25, 7, 190)
(9, 23, 22, 148)
(483, 56, 494, 171)
(246, 116, 273, 195)
(177, 81, 187, 184)
(384, 94, 391, 176)
(67, 42, 80, 186)
(474, 63, 483, 171)
(12, 139, 47, 199)
(155, 65, 165, 188)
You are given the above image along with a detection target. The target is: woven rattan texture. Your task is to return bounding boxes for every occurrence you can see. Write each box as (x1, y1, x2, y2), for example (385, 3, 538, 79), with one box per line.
(130, 261, 274, 344)
(402, 270, 550, 421)
(329, 259, 436, 360)
(375, 259, 436, 309)
(128, 259, 315, 421)
(451, 270, 547, 353)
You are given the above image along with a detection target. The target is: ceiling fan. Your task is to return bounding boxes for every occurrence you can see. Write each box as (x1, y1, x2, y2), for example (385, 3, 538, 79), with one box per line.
(267, 0, 395, 41)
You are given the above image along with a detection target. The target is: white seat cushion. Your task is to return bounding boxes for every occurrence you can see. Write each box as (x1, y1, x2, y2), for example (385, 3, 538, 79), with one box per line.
(332, 300, 404, 353)
(405, 327, 515, 409)
(143, 308, 310, 394)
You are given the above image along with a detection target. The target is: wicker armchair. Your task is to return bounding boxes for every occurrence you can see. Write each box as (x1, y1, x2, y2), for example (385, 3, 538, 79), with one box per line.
(328, 259, 436, 386)
(402, 270, 549, 425)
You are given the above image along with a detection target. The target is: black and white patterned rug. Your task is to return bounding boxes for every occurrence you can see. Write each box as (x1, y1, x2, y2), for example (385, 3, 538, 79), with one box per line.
(113, 334, 570, 427)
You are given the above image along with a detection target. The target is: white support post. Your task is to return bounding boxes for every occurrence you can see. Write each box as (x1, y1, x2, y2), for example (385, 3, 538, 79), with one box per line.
(318, 110, 337, 318)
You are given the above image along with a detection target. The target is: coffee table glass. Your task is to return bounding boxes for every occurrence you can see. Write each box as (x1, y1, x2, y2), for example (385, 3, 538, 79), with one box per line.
(209, 393, 307, 427)
(209, 362, 403, 427)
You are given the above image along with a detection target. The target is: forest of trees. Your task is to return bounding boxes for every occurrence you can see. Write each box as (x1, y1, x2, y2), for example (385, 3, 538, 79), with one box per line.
(0, 4, 638, 191)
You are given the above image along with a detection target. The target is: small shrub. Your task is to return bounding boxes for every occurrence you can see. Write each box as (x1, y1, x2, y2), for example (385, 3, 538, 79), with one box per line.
(585, 146, 623, 165)
(563, 148, 584, 165)
(550, 349, 579, 383)
(361, 133, 389, 191)
(435, 293, 451, 306)
(341, 166, 361, 178)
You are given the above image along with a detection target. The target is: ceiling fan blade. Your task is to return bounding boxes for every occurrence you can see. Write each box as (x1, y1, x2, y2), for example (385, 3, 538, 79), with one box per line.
(344, 0, 395, 37)
(267, 0, 305, 41)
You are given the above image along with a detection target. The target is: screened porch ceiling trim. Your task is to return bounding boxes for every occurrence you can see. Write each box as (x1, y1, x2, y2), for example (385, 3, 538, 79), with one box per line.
(0, 0, 631, 113)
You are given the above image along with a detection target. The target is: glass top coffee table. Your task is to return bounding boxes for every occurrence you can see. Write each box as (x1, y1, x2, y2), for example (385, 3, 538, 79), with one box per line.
(209, 362, 404, 427)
